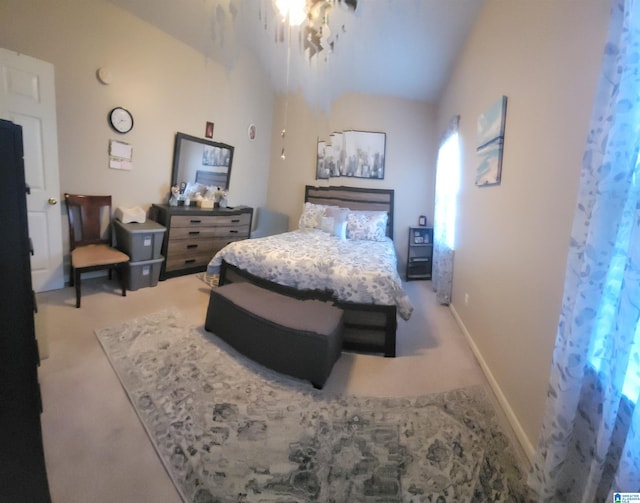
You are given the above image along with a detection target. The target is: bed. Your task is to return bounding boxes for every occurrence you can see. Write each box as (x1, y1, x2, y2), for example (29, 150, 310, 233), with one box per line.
(206, 185, 413, 357)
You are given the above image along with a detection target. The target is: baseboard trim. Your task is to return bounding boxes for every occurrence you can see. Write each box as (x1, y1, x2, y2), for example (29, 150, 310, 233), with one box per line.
(449, 303, 536, 463)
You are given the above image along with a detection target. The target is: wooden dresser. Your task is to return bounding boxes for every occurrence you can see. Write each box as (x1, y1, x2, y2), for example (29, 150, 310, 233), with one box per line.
(151, 204, 253, 280)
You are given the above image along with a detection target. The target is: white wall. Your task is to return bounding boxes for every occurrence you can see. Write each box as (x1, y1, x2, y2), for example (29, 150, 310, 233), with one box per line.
(437, 0, 612, 457)
(266, 91, 437, 273)
(0, 0, 274, 253)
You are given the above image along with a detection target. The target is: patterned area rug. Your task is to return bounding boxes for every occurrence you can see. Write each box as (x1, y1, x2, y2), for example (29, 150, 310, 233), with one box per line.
(95, 309, 535, 503)
(196, 272, 219, 289)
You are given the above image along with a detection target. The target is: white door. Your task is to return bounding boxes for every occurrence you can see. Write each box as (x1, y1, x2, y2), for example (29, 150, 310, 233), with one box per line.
(0, 48, 64, 292)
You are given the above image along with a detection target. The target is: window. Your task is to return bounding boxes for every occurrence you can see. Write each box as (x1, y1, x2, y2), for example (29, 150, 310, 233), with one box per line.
(434, 132, 460, 250)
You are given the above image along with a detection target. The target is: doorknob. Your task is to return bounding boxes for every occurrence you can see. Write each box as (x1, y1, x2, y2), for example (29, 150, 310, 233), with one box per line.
(48, 197, 58, 205)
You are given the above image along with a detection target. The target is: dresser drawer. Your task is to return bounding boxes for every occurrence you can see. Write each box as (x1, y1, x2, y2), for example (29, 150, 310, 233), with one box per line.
(165, 237, 245, 272)
(165, 254, 212, 272)
(166, 237, 243, 256)
(171, 213, 251, 229)
(168, 224, 249, 240)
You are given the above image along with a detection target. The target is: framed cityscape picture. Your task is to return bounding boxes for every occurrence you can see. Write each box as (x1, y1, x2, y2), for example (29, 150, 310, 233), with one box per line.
(315, 130, 386, 180)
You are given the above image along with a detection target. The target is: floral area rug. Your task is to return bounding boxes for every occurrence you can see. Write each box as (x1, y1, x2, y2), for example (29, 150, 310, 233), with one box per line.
(95, 309, 535, 503)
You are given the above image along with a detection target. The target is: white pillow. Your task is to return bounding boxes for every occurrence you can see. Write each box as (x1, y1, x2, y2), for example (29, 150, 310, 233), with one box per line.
(346, 210, 388, 241)
(298, 202, 328, 229)
(324, 206, 349, 239)
(319, 215, 335, 234)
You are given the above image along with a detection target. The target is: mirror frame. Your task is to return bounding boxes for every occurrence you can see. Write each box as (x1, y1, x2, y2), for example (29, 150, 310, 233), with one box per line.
(171, 132, 234, 191)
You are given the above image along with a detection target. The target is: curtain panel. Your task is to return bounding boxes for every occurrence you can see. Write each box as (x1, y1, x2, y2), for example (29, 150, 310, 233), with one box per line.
(529, 0, 640, 499)
(432, 115, 460, 305)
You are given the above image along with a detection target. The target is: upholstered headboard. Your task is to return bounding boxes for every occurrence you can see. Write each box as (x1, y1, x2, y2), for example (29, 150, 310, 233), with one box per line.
(304, 185, 395, 239)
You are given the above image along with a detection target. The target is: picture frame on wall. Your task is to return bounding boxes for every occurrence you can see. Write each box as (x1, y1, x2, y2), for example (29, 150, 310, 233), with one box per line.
(475, 95, 508, 186)
(315, 130, 386, 180)
(205, 121, 214, 139)
(344, 130, 386, 179)
(316, 140, 329, 179)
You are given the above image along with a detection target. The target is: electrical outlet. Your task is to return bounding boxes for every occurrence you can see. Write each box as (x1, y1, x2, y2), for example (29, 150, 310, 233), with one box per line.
(464, 293, 469, 306)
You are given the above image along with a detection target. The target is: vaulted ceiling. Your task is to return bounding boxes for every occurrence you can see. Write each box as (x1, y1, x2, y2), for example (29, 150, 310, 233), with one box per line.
(108, 0, 485, 109)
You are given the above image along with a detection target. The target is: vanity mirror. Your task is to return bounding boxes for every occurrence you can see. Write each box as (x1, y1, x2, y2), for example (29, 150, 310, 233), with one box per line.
(171, 132, 234, 191)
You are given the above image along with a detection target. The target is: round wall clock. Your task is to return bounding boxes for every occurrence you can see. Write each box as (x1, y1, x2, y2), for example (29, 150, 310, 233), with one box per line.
(108, 107, 134, 134)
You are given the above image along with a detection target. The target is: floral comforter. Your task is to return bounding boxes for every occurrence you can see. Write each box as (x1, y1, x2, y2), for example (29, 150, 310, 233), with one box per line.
(207, 229, 414, 320)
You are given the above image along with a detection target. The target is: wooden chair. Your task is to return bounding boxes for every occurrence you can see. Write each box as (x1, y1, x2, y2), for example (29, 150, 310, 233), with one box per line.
(64, 194, 129, 308)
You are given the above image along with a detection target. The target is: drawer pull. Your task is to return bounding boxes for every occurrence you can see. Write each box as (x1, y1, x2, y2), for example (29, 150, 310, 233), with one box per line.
(187, 244, 198, 249)
(188, 231, 200, 236)
(190, 219, 202, 224)
(184, 259, 196, 264)
(229, 230, 239, 234)
(231, 219, 240, 223)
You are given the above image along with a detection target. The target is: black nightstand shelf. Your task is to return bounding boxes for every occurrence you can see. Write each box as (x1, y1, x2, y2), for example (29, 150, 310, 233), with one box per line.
(406, 226, 433, 281)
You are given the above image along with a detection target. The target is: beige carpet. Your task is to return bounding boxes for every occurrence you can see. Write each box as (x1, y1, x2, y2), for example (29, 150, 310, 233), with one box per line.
(35, 274, 528, 502)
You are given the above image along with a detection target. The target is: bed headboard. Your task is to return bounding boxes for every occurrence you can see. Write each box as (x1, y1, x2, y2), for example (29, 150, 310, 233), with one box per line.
(304, 185, 395, 239)
(196, 169, 227, 188)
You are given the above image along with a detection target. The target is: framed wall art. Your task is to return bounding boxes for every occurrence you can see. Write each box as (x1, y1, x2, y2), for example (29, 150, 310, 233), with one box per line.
(205, 121, 214, 138)
(316, 130, 386, 180)
(316, 140, 329, 179)
(475, 95, 508, 186)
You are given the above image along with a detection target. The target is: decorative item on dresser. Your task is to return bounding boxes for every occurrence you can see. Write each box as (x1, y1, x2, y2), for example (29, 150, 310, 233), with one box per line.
(0, 119, 51, 501)
(150, 204, 252, 280)
(406, 226, 434, 280)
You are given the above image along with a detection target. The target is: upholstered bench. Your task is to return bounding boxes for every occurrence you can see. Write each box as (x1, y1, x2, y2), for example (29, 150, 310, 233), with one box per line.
(204, 282, 343, 389)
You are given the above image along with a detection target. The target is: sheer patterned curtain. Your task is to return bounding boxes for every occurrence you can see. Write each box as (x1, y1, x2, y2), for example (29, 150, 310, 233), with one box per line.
(432, 115, 460, 305)
(529, 0, 640, 500)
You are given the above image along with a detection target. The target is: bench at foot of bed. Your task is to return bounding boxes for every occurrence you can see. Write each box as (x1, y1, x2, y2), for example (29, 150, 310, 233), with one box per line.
(204, 282, 344, 389)
(218, 260, 398, 357)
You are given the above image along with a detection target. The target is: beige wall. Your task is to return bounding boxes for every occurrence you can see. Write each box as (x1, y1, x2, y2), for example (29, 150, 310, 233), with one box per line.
(266, 92, 437, 272)
(437, 0, 611, 457)
(0, 0, 274, 250)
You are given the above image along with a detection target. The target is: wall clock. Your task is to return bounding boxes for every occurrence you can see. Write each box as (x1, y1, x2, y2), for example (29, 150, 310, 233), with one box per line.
(108, 107, 134, 134)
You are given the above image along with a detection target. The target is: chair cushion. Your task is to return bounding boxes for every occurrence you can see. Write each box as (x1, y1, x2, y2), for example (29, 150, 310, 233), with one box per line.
(71, 244, 129, 268)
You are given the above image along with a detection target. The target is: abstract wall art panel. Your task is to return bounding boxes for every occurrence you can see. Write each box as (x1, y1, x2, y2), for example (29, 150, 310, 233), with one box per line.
(476, 95, 508, 186)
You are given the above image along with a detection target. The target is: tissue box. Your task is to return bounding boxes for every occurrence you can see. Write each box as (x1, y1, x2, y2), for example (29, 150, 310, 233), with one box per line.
(198, 199, 215, 209)
(115, 206, 146, 223)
